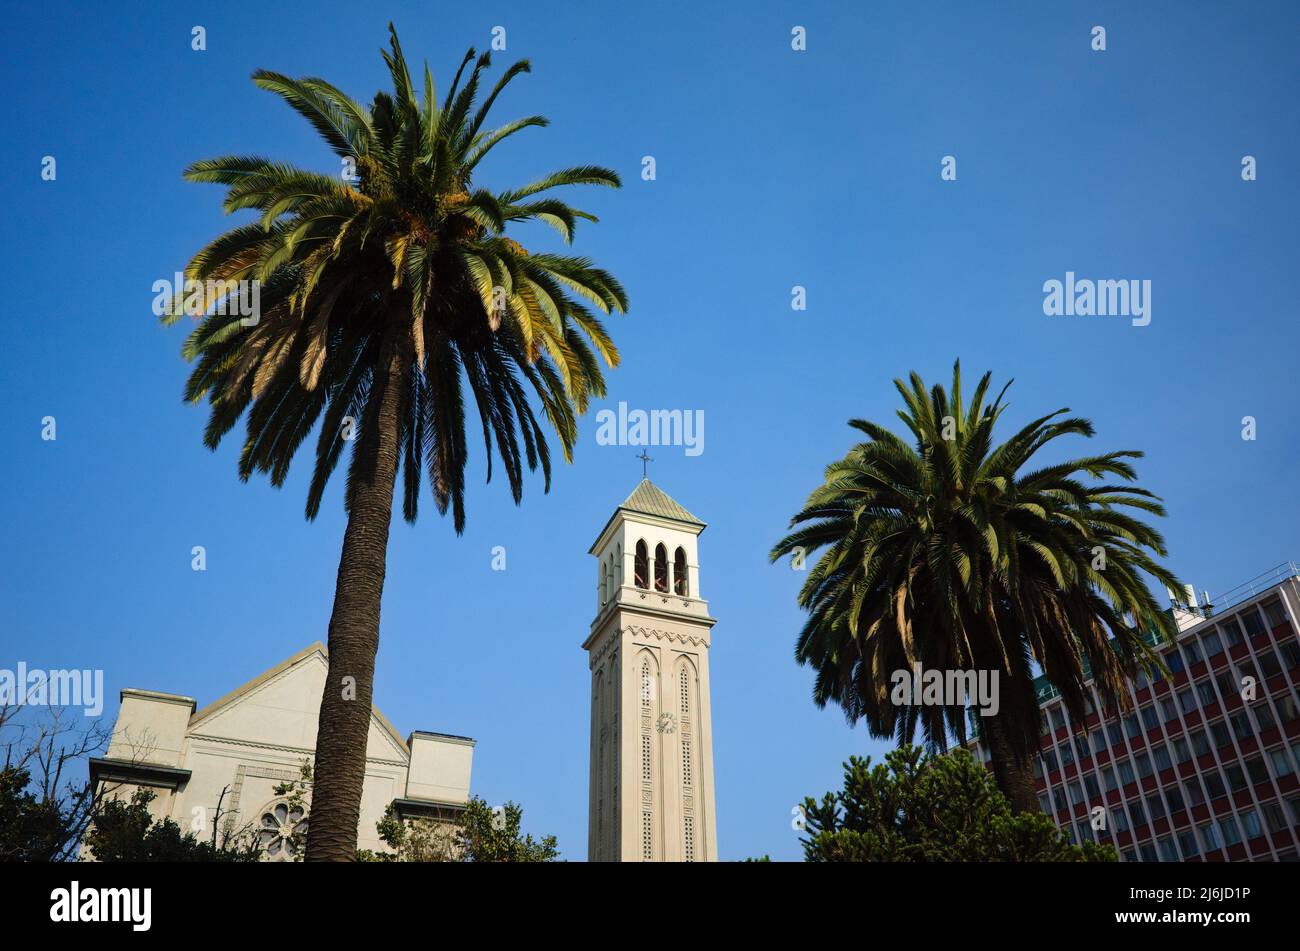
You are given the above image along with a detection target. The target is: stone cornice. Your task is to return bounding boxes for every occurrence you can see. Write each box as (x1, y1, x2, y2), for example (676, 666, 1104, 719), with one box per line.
(119, 688, 197, 711)
(585, 623, 712, 667)
(623, 625, 711, 650)
(89, 757, 192, 790)
(391, 796, 469, 821)
(590, 588, 715, 632)
(186, 733, 407, 768)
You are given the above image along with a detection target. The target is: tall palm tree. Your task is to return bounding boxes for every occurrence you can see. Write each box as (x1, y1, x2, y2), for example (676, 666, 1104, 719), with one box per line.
(771, 362, 1181, 811)
(163, 26, 628, 860)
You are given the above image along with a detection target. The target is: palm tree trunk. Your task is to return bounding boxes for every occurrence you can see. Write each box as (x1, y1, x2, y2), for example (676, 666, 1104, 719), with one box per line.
(305, 335, 404, 862)
(980, 713, 1041, 814)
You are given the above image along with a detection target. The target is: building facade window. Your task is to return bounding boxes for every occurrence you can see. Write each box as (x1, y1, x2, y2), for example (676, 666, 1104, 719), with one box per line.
(1263, 802, 1288, 834)
(653, 543, 669, 592)
(1204, 771, 1227, 800)
(1245, 757, 1269, 785)
(1282, 641, 1300, 670)
(1191, 729, 1211, 757)
(1242, 610, 1266, 639)
(1149, 795, 1170, 826)
(1196, 681, 1217, 708)
(1262, 599, 1288, 628)
(1136, 752, 1154, 780)
(1259, 650, 1282, 679)
(1199, 823, 1221, 853)
(634, 541, 649, 589)
(1141, 706, 1160, 731)
(258, 801, 308, 861)
(1241, 810, 1262, 839)
(1164, 785, 1184, 814)
(1220, 816, 1242, 847)
(1153, 745, 1172, 772)
(1124, 715, 1141, 739)
(1102, 766, 1117, 792)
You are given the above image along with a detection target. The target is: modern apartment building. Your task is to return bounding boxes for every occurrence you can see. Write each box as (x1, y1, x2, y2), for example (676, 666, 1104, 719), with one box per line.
(969, 563, 1300, 861)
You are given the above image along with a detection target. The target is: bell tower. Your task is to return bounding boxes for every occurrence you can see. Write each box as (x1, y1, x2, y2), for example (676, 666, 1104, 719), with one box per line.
(583, 479, 718, 862)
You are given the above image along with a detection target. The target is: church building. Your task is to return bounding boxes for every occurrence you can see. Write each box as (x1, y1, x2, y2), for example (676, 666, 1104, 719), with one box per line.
(90, 642, 474, 858)
(584, 479, 720, 861)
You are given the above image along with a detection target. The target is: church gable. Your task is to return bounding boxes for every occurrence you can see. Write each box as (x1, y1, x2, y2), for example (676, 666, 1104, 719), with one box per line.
(186, 643, 408, 764)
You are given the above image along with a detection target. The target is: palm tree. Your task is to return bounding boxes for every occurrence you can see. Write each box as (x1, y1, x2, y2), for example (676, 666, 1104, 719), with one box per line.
(163, 26, 628, 860)
(770, 362, 1181, 811)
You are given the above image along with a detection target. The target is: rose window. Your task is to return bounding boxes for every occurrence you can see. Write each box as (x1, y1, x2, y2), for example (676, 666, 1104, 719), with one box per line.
(259, 801, 308, 860)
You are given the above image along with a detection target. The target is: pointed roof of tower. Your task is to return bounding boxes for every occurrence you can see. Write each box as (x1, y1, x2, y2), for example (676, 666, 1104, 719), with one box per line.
(619, 478, 704, 527)
(589, 479, 706, 553)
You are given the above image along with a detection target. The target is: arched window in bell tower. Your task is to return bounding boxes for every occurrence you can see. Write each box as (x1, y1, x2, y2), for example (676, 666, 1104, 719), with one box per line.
(673, 547, 688, 596)
(599, 560, 608, 604)
(634, 541, 649, 589)
(654, 543, 669, 592)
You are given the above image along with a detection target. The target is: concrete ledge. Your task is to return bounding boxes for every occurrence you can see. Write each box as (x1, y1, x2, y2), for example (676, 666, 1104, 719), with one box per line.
(89, 757, 192, 790)
(390, 797, 469, 821)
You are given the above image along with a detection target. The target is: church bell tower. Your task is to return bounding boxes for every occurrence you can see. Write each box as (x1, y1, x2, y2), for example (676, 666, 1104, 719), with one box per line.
(583, 479, 718, 861)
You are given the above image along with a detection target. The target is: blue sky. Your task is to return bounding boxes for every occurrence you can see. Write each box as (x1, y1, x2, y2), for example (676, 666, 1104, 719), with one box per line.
(2, 1, 1298, 861)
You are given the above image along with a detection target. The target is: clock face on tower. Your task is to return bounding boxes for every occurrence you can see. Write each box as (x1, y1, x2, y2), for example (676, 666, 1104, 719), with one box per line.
(655, 712, 677, 734)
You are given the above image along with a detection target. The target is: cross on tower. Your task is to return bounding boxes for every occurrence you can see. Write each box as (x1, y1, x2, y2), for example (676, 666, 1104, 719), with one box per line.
(636, 449, 654, 478)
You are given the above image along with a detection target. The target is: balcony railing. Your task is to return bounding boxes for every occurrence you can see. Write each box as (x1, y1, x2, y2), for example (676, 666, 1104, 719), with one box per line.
(1205, 561, 1300, 616)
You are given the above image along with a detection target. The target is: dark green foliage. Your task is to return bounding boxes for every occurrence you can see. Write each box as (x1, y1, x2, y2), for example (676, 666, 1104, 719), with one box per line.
(1, 707, 112, 862)
(358, 796, 559, 862)
(83, 789, 260, 862)
(801, 745, 1116, 862)
(0, 767, 68, 862)
(453, 797, 559, 862)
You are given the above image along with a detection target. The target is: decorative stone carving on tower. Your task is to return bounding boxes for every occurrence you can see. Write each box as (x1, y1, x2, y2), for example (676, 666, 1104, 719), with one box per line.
(583, 479, 718, 861)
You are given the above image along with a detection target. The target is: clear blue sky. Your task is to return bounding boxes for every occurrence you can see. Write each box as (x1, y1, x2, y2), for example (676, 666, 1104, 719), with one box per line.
(2, 1, 1298, 861)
